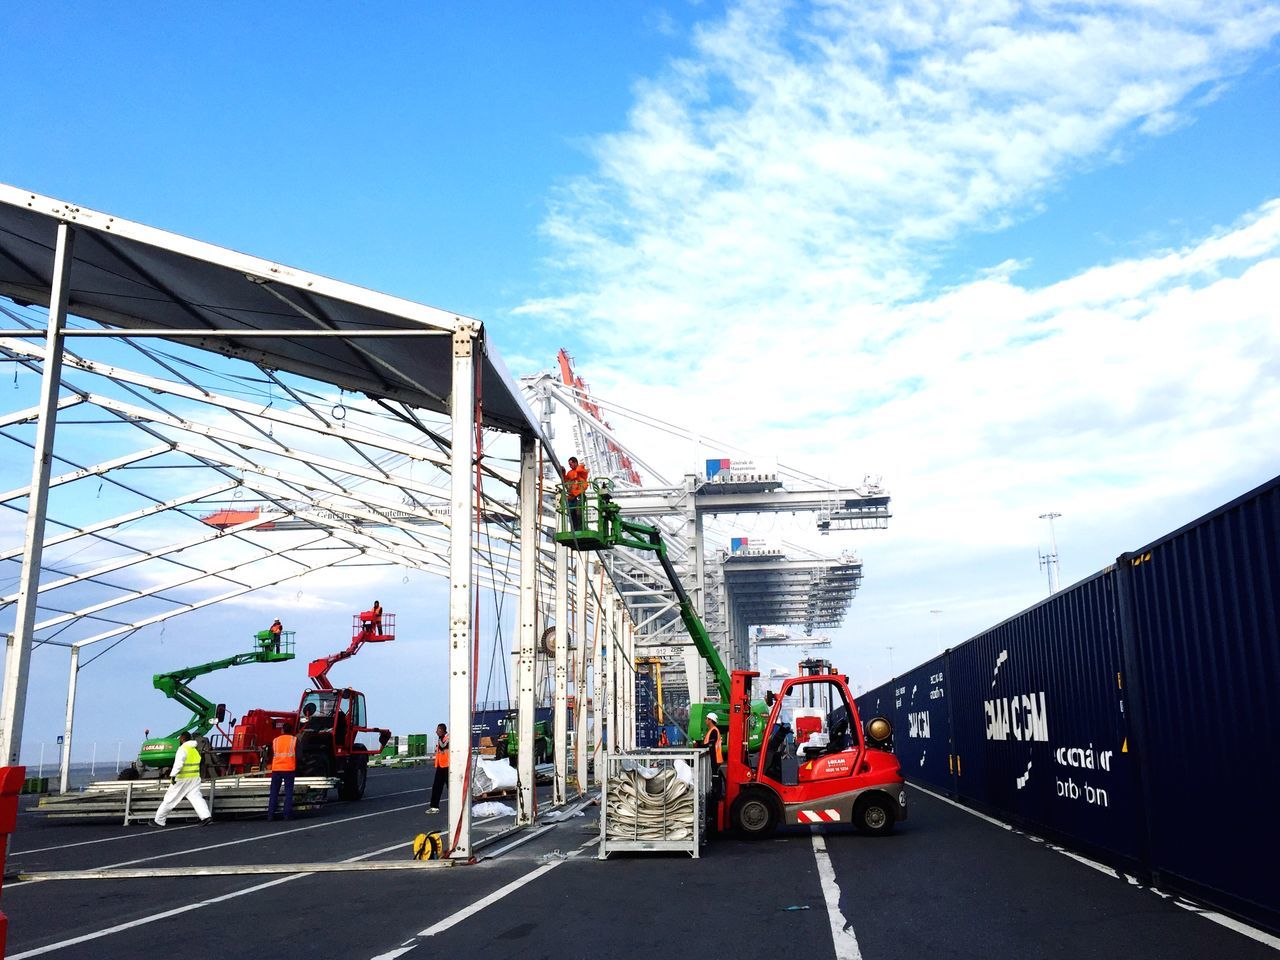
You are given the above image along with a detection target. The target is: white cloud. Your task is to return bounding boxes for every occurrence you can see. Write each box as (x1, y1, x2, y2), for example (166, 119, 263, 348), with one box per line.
(517, 0, 1280, 685)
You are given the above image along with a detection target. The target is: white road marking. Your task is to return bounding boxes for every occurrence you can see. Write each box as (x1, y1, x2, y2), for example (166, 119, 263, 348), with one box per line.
(907, 782, 1280, 953)
(11, 823, 200, 855)
(369, 831, 595, 958)
(483, 824, 555, 859)
(811, 833, 862, 960)
(419, 861, 563, 937)
(9, 795, 508, 889)
(8, 835, 420, 958)
(10, 785, 428, 856)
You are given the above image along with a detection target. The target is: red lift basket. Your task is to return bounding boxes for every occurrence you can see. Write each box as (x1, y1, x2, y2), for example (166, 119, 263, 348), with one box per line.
(354, 611, 395, 642)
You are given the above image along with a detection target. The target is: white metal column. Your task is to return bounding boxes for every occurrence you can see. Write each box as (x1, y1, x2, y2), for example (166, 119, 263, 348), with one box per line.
(59, 645, 80, 793)
(574, 553, 590, 795)
(553, 542, 569, 804)
(0, 222, 74, 767)
(625, 617, 635, 749)
(447, 328, 477, 859)
(515, 432, 538, 826)
(592, 573, 605, 786)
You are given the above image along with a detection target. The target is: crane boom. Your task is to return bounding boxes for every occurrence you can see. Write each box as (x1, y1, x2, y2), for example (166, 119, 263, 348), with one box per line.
(153, 642, 295, 739)
(308, 613, 394, 690)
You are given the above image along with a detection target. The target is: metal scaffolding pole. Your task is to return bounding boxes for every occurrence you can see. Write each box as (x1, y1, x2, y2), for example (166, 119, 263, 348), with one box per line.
(515, 433, 538, 826)
(574, 553, 589, 795)
(446, 329, 477, 860)
(553, 542, 569, 804)
(0, 222, 74, 766)
(592, 572, 604, 786)
(59, 645, 80, 794)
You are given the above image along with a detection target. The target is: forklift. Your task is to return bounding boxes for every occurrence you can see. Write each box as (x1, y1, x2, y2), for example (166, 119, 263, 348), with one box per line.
(719, 666, 906, 838)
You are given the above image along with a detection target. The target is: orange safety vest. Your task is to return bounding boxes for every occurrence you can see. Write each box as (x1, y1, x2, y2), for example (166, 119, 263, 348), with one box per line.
(434, 734, 450, 768)
(702, 724, 724, 765)
(565, 464, 589, 498)
(271, 734, 297, 772)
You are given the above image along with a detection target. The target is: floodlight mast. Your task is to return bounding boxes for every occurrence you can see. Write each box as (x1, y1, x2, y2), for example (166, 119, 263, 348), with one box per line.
(1038, 511, 1062, 595)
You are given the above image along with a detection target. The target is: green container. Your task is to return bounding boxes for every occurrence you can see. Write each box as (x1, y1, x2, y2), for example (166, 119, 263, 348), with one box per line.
(408, 733, 428, 757)
(21, 776, 49, 795)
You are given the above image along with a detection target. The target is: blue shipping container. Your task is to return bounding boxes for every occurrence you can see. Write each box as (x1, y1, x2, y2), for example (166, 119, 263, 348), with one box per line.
(1117, 475, 1280, 930)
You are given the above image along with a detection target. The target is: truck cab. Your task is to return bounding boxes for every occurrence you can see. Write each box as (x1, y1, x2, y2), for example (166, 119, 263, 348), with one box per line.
(721, 669, 907, 838)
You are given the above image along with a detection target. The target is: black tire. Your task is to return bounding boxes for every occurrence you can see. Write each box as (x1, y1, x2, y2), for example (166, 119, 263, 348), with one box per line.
(853, 793, 896, 836)
(730, 788, 780, 839)
(494, 740, 509, 761)
(339, 756, 368, 800)
(117, 766, 140, 781)
(299, 749, 332, 778)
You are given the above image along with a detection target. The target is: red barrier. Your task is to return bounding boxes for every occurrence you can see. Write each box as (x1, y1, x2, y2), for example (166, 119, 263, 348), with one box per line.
(0, 765, 26, 958)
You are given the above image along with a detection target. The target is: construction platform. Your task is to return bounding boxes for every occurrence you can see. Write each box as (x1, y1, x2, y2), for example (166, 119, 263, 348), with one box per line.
(3, 768, 1275, 960)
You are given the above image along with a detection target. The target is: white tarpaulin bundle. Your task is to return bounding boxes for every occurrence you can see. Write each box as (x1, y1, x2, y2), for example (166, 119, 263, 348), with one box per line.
(605, 759, 695, 841)
(471, 758, 518, 797)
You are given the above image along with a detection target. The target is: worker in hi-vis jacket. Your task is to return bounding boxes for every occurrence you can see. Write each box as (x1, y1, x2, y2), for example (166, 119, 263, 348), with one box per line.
(153, 731, 212, 827)
(564, 457, 589, 530)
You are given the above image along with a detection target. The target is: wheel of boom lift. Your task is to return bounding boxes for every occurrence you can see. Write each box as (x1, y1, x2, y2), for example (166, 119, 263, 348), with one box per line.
(117, 766, 139, 781)
(731, 787, 780, 839)
(339, 755, 368, 801)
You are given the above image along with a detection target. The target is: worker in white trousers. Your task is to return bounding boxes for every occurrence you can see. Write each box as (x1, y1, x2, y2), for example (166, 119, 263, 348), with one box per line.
(153, 731, 212, 827)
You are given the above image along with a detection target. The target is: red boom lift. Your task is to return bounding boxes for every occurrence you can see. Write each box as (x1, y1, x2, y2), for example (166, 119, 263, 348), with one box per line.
(227, 610, 394, 800)
(719, 667, 907, 838)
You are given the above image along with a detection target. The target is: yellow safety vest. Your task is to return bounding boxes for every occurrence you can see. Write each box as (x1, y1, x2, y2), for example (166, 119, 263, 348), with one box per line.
(177, 741, 201, 779)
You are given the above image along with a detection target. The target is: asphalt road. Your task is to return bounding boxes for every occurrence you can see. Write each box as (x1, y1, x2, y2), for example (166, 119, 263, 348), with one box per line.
(3, 774, 1274, 960)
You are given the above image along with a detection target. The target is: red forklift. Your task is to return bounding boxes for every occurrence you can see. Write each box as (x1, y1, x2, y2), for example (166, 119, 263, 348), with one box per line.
(719, 667, 907, 838)
(227, 610, 394, 800)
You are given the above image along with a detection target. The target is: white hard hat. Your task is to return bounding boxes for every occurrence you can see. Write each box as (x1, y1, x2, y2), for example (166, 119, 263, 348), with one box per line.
(706, 712, 719, 722)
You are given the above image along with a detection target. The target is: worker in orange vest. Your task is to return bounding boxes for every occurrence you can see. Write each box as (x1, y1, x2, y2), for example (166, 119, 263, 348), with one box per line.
(702, 712, 725, 765)
(428, 723, 449, 813)
(564, 456, 590, 530)
(267, 722, 297, 821)
(268, 618, 283, 654)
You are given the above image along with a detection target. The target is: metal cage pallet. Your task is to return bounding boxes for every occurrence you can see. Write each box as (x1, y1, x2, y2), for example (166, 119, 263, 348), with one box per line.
(599, 749, 709, 860)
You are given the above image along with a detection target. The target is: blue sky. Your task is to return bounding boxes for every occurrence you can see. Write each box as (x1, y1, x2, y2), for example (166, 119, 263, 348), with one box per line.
(2, 1, 1279, 758)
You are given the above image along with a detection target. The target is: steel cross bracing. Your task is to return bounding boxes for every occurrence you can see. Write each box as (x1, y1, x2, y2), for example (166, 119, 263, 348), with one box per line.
(0, 186, 662, 862)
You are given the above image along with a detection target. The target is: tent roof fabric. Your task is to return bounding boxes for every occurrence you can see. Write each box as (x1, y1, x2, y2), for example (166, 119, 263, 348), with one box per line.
(0, 183, 539, 435)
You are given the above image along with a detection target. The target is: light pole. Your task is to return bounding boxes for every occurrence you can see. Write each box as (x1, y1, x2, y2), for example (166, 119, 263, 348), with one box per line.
(930, 609, 943, 654)
(1038, 512, 1062, 595)
(886, 645, 895, 675)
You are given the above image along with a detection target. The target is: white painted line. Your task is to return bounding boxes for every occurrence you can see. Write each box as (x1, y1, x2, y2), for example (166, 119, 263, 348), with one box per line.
(811, 833, 862, 960)
(418, 860, 564, 937)
(99, 799, 427, 869)
(8, 835, 420, 958)
(483, 824, 555, 860)
(8, 873, 302, 958)
(1169, 893, 1280, 951)
(9, 785, 428, 858)
(908, 782, 1280, 953)
(11, 823, 200, 855)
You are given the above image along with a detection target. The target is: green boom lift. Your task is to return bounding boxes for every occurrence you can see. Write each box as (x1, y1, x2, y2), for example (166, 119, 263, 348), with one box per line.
(554, 478, 767, 748)
(129, 630, 296, 775)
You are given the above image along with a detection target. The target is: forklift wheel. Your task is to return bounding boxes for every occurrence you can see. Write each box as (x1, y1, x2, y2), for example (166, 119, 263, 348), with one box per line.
(853, 793, 895, 836)
(730, 789, 779, 839)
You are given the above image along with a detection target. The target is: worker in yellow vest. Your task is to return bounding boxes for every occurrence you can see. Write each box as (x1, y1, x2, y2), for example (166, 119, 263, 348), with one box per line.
(153, 731, 212, 827)
(428, 723, 449, 813)
(267, 722, 298, 822)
